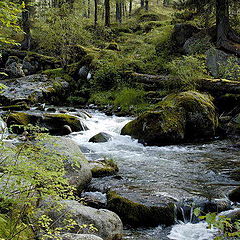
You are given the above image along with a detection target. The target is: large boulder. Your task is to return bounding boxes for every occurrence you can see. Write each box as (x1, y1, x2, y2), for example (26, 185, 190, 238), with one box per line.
(5, 56, 25, 78)
(121, 91, 218, 146)
(39, 199, 123, 240)
(40, 136, 92, 192)
(7, 112, 84, 135)
(107, 191, 175, 227)
(0, 74, 69, 105)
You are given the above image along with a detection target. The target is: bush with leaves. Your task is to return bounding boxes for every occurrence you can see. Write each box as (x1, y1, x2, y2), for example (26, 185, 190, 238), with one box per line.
(0, 0, 22, 46)
(194, 208, 240, 240)
(167, 55, 207, 90)
(0, 133, 79, 239)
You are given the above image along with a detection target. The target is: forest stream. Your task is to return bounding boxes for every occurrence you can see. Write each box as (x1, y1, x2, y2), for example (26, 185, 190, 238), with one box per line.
(68, 109, 240, 240)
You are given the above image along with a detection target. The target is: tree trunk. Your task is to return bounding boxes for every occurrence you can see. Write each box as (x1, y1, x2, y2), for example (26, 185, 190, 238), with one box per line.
(216, 0, 240, 55)
(105, 0, 110, 27)
(21, 0, 31, 50)
(145, 0, 148, 11)
(140, 0, 144, 8)
(216, 0, 229, 47)
(94, 0, 98, 26)
(87, 0, 91, 18)
(116, 1, 120, 22)
(129, 0, 132, 15)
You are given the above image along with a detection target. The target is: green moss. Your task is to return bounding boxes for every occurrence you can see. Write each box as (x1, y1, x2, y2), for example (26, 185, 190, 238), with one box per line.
(1, 104, 30, 111)
(107, 191, 175, 227)
(7, 112, 30, 125)
(43, 113, 81, 131)
(91, 158, 118, 177)
(42, 68, 72, 82)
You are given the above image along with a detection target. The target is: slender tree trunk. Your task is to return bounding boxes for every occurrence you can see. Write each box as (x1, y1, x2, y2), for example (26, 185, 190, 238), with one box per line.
(145, 0, 148, 10)
(129, 0, 132, 15)
(21, 0, 31, 50)
(94, 0, 98, 26)
(140, 0, 144, 8)
(216, 0, 229, 46)
(105, 0, 110, 26)
(119, 2, 122, 23)
(87, 0, 91, 18)
(116, 1, 120, 22)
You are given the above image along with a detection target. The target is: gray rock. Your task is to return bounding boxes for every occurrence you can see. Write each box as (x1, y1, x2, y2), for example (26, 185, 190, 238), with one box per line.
(39, 136, 92, 191)
(206, 48, 240, 78)
(0, 74, 69, 105)
(5, 62, 25, 78)
(61, 233, 103, 240)
(183, 35, 212, 55)
(81, 191, 107, 208)
(171, 24, 199, 52)
(39, 199, 123, 240)
(22, 60, 36, 75)
(89, 132, 112, 143)
(78, 66, 89, 79)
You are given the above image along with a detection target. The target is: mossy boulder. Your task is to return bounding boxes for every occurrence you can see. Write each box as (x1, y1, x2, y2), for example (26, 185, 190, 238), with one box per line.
(107, 191, 175, 227)
(90, 159, 119, 177)
(121, 91, 218, 146)
(7, 112, 84, 135)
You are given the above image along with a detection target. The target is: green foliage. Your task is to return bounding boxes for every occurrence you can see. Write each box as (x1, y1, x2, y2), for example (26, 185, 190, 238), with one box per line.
(0, 133, 77, 239)
(33, 3, 92, 62)
(0, 0, 22, 46)
(89, 88, 151, 114)
(114, 88, 146, 111)
(194, 208, 240, 240)
(92, 61, 125, 91)
(218, 56, 240, 81)
(167, 55, 207, 90)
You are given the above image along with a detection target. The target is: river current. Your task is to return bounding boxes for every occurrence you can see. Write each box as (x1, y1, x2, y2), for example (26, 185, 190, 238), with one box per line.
(69, 110, 240, 240)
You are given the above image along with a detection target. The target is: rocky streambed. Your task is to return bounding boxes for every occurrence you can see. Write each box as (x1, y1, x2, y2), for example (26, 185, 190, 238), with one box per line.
(67, 109, 240, 239)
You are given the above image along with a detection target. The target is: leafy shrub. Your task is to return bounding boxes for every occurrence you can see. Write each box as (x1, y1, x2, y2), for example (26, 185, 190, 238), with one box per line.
(89, 91, 116, 106)
(114, 88, 146, 111)
(194, 208, 240, 240)
(32, 3, 92, 62)
(167, 55, 207, 90)
(218, 56, 240, 81)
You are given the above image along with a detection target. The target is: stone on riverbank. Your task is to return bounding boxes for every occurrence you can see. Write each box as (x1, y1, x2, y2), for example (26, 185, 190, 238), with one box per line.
(107, 191, 175, 227)
(6, 112, 84, 135)
(0, 74, 69, 105)
(39, 199, 123, 240)
(121, 91, 218, 146)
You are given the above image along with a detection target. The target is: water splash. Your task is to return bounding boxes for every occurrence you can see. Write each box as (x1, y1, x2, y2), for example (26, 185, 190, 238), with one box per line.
(168, 222, 217, 240)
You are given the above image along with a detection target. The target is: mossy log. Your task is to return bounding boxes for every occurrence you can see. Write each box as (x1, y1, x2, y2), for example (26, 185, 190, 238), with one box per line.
(198, 78, 240, 96)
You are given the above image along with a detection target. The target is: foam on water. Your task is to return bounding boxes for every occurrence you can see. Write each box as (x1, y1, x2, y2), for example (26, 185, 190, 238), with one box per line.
(168, 222, 217, 240)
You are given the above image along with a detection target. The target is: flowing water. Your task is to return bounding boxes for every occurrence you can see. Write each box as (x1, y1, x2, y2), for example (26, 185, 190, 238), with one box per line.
(69, 110, 240, 240)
